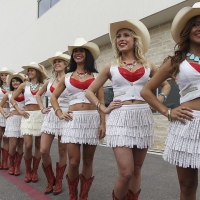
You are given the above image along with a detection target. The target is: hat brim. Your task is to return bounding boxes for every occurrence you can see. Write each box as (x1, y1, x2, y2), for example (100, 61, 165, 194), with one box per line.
(171, 7, 200, 43)
(68, 42, 100, 60)
(109, 19, 150, 54)
(0, 69, 15, 75)
(7, 74, 25, 87)
(22, 65, 48, 80)
(48, 54, 71, 65)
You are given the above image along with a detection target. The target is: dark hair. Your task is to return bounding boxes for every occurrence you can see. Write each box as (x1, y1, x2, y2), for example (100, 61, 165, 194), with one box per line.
(67, 48, 98, 73)
(167, 15, 200, 80)
(28, 69, 44, 83)
(10, 77, 23, 91)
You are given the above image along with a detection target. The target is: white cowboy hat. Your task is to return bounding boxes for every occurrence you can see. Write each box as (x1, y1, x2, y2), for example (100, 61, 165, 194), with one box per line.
(7, 73, 26, 87)
(171, 2, 200, 43)
(109, 19, 150, 54)
(48, 51, 71, 65)
(68, 38, 100, 60)
(0, 67, 15, 75)
(22, 62, 48, 80)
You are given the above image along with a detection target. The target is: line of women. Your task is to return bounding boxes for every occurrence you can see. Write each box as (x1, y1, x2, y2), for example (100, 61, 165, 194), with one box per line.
(0, 2, 199, 200)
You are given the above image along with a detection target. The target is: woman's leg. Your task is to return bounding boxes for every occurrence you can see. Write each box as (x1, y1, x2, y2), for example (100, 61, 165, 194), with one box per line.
(67, 143, 81, 180)
(113, 147, 134, 200)
(32, 136, 41, 182)
(81, 144, 96, 179)
(53, 136, 67, 195)
(14, 138, 24, 176)
(176, 166, 198, 200)
(79, 144, 97, 199)
(23, 135, 33, 182)
(66, 143, 81, 199)
(58, 136, 67, 167)
(129, 147, 148, 195)
(40, 133, 55, 194)
(40, 133, 54, 167)
(0, 126, 3, 168)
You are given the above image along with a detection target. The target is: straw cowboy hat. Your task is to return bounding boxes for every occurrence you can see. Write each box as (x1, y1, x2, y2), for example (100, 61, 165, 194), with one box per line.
(109, 19, 150, 54)
(22, 62, 48, 80)
(171, 2, 200, 43)
(7, 73, 26, 86)
(68, 38, 100, 60)
(48, 51, 71, 65)
(0, 67, 15, 75)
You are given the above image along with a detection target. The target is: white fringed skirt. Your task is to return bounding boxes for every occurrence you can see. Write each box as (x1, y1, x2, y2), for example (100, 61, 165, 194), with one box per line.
(106, 104, 154, 148)
(163, 110, 200, 169)
(0, 108, 9, 127)
(21, 110, 44, 136)
(41, 107, 68, 137)
(4, 115, 23, 138)
(61, 110, 102, 145)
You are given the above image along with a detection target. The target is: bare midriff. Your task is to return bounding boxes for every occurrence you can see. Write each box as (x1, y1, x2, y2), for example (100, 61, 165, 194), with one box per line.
(3, 102, 9, 108)
(10, 110, 21, 115)
(25, 104, 40, 111)
(181, 98, 200, 111)
(122, 100, 146, 105)
(69, 103, 96, 111)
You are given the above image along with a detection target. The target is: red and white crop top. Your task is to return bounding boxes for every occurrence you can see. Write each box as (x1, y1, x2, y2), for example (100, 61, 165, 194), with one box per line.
(176, 60, 200, 104)
(24, 82, 44, 105)
(110, 65, 150, 101)
(8, 92, 25, 111)
(65, 73, 97, 106)
(46, 79, 69, 107)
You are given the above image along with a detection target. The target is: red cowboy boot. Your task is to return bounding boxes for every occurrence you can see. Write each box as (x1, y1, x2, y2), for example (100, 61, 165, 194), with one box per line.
(53, 162, 66, 195)
(14, 152, 23, 176)
(112, 190, 129, 200)
(2, 148, 9, 170)
(42, 163, 55, 194)
(128, 189, 141, 200)
(31, 156, 41, 182)
(8, 154, 15, 175)
(66, 174, 79, 200)
(79, 174, 94, 200)
(24, 157, 32, 183)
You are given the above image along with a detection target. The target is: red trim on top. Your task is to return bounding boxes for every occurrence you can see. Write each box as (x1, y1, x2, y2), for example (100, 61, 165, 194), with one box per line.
(50, 85, 55, 93)
(2, 89, 6, 94)
(189, 62, 200, 73)
(70, 77, 95, 90)
(31, 90, 38, 95)
(118, 67, 145, 82)
(15, 95, 25, 102)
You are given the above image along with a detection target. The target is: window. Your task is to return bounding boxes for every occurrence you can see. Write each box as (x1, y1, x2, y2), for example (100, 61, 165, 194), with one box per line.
(103, 81, 180, 111)
(38, 0, 60, 18)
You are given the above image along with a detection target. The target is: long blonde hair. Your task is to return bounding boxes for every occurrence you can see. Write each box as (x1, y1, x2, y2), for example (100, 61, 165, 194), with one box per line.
(112, 29, 148, 67)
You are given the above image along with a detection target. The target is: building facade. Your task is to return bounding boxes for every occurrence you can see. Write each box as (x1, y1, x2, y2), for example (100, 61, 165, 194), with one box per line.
(0, 0, 197, 151)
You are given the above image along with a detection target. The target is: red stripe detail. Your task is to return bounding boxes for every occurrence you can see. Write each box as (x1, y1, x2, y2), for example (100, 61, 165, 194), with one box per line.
(0, 170, 53, 200)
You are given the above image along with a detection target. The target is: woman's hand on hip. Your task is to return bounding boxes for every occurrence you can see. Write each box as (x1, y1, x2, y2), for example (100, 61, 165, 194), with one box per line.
(103, 100, 122, 114)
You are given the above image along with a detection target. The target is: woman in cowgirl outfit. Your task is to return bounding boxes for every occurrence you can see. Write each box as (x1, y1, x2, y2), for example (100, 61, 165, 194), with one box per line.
(141, 3, 200, 200)
(36, 52, 70, 195)
(10, 62, 48, 183)
(0, 67, 14, 170)
(0, 73, 25, 175)
(86, 19, 170, 200)
(51, 38, 105, 200)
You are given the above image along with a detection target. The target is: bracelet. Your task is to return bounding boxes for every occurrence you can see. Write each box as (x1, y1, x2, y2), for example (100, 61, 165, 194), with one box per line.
(97, 102, 103, 113)
(54, 108, 62, 116)
(12, 103, 17, 108)
(41, 107, 45, 114)
(167, 109, 172, 122)
(158, 92, 167, 102)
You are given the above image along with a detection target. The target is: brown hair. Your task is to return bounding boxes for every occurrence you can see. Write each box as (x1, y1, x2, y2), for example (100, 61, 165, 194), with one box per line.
(167, 15, 200, 80)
